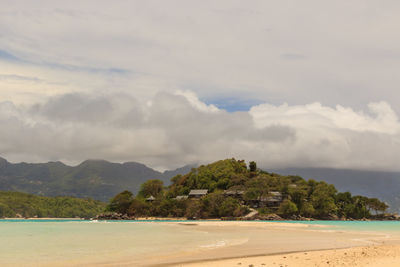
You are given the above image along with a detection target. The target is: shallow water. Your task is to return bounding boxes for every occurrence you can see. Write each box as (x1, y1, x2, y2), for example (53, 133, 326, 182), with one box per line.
(1, 219, 399, 265)
(272, 220, 400, 232)
(0, 220, 242, 265)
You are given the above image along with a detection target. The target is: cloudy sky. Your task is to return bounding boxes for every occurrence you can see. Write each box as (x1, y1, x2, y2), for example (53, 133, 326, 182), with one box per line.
(1, 0, 400, 171)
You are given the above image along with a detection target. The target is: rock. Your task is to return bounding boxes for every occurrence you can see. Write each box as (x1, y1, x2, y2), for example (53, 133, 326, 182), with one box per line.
(321, 213, 339, 220)
(257, 213, 284, 221)
(95, 212, 134, 220)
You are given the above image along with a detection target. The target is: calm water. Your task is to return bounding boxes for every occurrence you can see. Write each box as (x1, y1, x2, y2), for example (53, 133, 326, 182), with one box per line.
(0, 220, 242, 265)
(0, 219, 399, 265)
(275, 220, 400, 232)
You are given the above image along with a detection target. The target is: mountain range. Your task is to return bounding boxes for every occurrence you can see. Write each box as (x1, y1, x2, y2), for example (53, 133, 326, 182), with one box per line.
(0, 157, 192, 202)
(1, 156, 399, 212)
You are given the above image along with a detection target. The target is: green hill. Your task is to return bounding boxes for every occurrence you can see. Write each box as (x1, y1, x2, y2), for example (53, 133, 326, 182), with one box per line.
(0, 191, 105, 218)
(0, 157, 192, 202)
(106, 159, 389, 220)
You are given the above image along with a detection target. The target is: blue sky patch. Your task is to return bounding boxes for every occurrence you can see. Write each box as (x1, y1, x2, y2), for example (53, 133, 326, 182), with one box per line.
(205, 96, 263, 112)
(0, 50, 20, 61)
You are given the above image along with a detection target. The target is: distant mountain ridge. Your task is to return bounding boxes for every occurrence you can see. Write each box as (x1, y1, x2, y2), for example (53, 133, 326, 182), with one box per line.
(1, 156, 400, 211)
(0, 157, 193, 202)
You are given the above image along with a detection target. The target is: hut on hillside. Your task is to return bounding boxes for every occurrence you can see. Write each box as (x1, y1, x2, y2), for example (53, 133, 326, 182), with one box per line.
(175, 195, 189, 201)
(145, 195, 156, 202)
(246, 191, 284, 208)
(188, 189, 208, 199)
(224, 190, 245, 199)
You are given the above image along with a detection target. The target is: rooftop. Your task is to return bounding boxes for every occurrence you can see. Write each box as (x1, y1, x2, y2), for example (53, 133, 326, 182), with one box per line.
(189, 189, 208, 195)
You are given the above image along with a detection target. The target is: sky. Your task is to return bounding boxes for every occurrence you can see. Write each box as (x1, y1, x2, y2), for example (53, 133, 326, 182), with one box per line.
(1, 0, 400, 171)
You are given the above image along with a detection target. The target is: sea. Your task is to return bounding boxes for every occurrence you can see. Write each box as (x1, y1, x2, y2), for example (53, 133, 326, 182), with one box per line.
(0, 219, 399, 266)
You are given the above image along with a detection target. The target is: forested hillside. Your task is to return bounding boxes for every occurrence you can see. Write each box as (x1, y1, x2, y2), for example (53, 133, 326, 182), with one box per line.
(106, 159, 388, 220)
(274, 168, 400, 213)
(0, 191, 105, 218)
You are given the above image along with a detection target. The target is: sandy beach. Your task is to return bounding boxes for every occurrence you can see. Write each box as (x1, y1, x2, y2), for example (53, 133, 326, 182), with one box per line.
(154, 221, 400, 267)
(2, 220, 400, 267)
(179, 245, 400, 267)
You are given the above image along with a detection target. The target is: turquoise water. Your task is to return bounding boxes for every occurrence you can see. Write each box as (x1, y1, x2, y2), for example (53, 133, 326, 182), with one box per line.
(0, 220, 242, 265)
(270, 220, 400, 232)
(160, 220, 399, 232)
(3, 219, 400, 231)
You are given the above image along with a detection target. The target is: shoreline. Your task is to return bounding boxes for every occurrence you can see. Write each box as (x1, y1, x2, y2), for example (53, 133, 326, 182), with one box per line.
(1, 220, 400, 266)
(157, 247, 356, 267)
(127, 221, 396, 266)
(2, 217, 400, 222)
(173, 244, 400, 267)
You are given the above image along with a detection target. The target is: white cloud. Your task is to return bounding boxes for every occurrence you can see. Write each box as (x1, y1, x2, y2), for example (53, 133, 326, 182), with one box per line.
(174, 90, 219, 113)
(0, 91, 399, 171)
(1, 1, 400, 171)
(1, 0, 400, 111)
(250, 101, 400, 134)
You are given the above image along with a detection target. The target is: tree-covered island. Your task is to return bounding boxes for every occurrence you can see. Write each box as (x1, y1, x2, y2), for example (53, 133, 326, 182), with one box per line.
(102, 159, 391, 220)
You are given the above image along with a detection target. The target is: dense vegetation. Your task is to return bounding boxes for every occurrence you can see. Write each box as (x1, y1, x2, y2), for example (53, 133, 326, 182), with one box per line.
(0, 191, 105, 218)
(106, 159, 389, 220)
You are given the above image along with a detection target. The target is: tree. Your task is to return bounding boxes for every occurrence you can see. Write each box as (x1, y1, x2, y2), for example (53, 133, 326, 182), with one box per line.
(249, 161, 257, 172)
(185, 201, 203, 219)
(336, 192, 353, 218)
(244, 176, 269, 201)
(219, 197, 241, 217)
(278, 200, 298, 216)
(202, 193, 225, 217)
(310, 182, 337, 218)
(107, 190, 133, 214)
(127, 199, 148, 217)
(300, 201, 315, 217)
(138, 179, 164, 198)
(288, 187, 307, 211)
(349, 196, 370, 219)
(366, 198, 388, 215)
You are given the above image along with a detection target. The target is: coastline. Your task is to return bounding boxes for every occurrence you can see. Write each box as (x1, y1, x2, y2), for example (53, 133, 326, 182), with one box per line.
(1, 220, 400, 266)
(116, 221, 398, 266)
(175, 245, 400, 267)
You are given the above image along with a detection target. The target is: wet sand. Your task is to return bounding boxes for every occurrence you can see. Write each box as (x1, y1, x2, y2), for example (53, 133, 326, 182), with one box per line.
(132, 221, 398, 266)
(162, 222, 400, 267)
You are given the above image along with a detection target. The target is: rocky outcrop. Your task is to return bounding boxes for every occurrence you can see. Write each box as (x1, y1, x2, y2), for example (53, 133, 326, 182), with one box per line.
(373, 213, 400, 221)
(94, 212, 133, 220)
(257, 213, 284, 221)
(320, 213, 339, 220)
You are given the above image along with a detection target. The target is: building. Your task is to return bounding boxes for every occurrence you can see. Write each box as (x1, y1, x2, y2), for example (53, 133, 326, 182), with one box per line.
(224, 190, 245, 198)
(246, 191, 284, 208)
(145, 195, 155, 202)
(188, 189, 208, 198)
(175, 195, 189, 200)
(264, 191, 283, 208)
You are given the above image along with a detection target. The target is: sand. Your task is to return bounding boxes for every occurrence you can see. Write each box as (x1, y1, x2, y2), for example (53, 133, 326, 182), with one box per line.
(160, 222, 400, 267)
(178, 245, 400, 267)
(157, 221, 400, 267)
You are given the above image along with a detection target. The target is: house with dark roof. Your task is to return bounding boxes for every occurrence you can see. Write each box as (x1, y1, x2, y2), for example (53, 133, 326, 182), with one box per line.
(246, 191, 284, 208)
